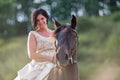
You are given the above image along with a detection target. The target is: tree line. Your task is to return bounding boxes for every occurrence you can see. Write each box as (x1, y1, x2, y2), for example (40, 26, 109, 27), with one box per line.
(0, 0, 120, 36)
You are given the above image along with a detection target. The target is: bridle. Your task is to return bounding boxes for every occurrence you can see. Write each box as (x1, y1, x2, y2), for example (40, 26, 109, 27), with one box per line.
(54, 28, 78, 67)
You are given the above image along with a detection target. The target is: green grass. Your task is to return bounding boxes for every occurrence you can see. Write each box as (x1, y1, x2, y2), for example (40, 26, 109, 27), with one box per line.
(0, 36, 29, 80)
(76, 15, 120, 80)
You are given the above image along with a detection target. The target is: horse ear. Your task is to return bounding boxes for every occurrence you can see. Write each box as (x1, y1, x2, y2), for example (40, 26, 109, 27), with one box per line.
(71, 15, 76, 29)
(52, 18, 61, 29)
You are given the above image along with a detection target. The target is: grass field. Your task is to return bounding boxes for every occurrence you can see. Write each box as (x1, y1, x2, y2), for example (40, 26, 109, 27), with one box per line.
(0, 36, 29, 80)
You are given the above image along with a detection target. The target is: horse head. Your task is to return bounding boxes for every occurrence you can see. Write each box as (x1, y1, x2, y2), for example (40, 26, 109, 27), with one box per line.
(53, 15, 78, 67)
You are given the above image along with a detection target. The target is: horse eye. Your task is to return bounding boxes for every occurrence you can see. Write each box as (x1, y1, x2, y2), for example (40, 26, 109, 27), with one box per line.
(60, 28, 63, 30)
(61, 26, 65, 30)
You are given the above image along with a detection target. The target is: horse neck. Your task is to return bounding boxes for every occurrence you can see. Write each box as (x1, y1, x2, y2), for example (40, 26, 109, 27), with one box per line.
(64, 63, 76, 72)
(63, 63, 79, 80)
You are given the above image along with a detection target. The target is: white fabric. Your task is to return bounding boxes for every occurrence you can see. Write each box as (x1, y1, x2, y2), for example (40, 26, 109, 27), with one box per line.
(14, 31, 55, 80)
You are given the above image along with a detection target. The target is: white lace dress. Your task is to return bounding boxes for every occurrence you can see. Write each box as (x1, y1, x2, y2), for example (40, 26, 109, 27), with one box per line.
(14, 31, 55, 80)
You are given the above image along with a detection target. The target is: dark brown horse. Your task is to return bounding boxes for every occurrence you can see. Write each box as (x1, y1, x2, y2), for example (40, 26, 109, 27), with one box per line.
(48, 15, 80, 80)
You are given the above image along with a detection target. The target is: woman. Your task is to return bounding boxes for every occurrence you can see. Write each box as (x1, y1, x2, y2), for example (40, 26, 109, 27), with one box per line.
(14, 8, 56, 80)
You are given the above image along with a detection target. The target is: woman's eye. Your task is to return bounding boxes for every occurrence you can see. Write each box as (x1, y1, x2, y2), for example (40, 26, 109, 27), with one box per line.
(41, 18, 44, 20)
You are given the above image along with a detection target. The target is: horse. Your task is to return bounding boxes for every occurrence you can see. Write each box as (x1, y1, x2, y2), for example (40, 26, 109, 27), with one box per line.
(48, 15, 80, 80)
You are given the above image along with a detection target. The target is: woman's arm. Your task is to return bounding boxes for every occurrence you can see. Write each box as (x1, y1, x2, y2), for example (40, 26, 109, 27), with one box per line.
(27, 32, 53, 62)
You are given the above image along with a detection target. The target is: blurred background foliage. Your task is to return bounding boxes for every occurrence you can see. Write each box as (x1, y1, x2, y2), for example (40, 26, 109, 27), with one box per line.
(0, 0, 120, 80)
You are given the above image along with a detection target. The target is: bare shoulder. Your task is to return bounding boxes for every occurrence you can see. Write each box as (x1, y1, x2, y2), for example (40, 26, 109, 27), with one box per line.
(28, 31, 36, 40)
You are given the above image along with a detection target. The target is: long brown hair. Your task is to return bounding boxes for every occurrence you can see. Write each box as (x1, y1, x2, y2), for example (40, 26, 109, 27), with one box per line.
(31, 8, 49, 30)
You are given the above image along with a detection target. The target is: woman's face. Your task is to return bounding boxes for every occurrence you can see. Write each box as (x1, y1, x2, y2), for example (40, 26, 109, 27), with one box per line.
(36, 14, 47, 28)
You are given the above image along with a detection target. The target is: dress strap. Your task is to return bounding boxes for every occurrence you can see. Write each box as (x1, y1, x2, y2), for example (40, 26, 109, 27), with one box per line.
(29, 31, 41, 38)
(28, 31, 36, 37)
